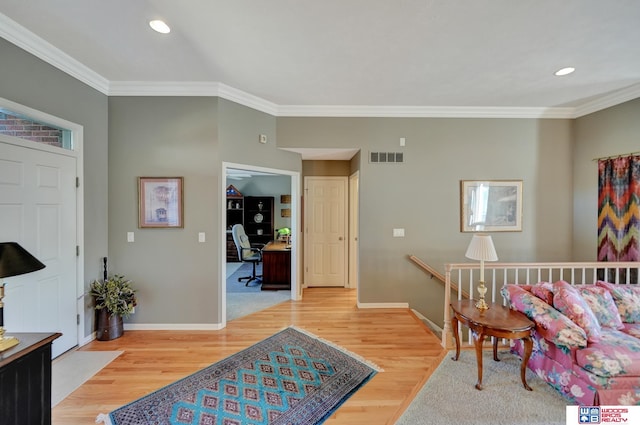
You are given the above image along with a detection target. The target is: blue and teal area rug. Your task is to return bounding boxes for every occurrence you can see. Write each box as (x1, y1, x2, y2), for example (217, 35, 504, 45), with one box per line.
(97, 327, 379, 425)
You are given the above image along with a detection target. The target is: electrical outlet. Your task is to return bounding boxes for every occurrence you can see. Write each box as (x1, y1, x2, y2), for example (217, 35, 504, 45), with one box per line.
(259, 134, 267, 144)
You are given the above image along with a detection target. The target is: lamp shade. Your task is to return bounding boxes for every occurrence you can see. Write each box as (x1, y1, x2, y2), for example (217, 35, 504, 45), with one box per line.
(465, 234, 498, 262)
(0, 242, 46, 279)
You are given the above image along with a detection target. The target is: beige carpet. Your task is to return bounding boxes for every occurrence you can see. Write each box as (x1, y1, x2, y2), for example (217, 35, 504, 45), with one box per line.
(397, 350, 569, 425)
(52, 349, 123, 407)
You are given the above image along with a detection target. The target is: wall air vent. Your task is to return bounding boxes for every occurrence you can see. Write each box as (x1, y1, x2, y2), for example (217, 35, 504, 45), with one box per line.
(369, 152, 404, 163)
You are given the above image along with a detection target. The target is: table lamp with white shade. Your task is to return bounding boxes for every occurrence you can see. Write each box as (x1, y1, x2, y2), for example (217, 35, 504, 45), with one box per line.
(465, 234, 498, 310)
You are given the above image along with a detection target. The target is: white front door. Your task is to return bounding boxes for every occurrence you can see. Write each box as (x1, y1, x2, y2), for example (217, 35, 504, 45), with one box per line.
(304, 177, 348, 287)
(0, 140, 77, 357)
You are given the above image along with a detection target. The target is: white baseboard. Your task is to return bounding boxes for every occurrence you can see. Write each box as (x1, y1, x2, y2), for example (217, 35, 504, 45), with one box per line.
(78, 324, 224, 347)
(124, 323, 225, 331)
(356, 301, 409, 309)
(411, 309, 443, 330)
(79, 332, 96, 347)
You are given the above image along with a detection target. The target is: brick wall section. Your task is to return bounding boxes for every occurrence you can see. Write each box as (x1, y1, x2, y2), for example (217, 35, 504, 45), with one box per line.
(0, 112, 63, 147)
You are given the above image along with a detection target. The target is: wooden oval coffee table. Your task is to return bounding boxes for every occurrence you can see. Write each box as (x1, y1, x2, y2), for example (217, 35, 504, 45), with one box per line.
(450, 299, 535, 390)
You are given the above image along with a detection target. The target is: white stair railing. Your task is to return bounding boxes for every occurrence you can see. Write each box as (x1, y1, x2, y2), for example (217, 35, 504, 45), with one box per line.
(442, 261, 640, 349)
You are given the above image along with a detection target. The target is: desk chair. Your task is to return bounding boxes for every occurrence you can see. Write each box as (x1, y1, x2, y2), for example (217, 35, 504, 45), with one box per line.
(231, 224, 262, 285)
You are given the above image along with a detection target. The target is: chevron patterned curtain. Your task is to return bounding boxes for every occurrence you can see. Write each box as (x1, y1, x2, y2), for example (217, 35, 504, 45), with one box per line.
(597, 155, 640, 264)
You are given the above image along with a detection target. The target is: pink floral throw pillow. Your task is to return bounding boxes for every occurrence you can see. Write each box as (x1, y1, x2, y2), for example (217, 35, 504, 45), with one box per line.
(531, 281, 554, 305)
(553, 280, 573, 291)
(596, 280, 640, 323)
(553, 282, 602, 343)
(501, 284, 587, 349)
(578, 286, 624, 330)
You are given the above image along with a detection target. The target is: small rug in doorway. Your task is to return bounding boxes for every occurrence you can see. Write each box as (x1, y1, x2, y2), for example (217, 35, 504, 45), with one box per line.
(97, 326, 380, 425)
(227, 262, 263, 293)
(227, 291, 291, 322)
(52, 350, 123, 407)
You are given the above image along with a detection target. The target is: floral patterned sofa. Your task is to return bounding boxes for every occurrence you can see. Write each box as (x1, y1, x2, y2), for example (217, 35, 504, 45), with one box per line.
(501, 280, 640, 405)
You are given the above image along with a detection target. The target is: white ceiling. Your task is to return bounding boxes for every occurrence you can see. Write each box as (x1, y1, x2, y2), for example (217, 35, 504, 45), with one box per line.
(1, 1, 640, 119)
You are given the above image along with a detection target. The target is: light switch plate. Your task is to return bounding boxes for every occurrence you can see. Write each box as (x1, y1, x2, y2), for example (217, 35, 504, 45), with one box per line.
(393, 228, 405, 237)
(198, 232, 206, 242)
(127, 232, 134, 242)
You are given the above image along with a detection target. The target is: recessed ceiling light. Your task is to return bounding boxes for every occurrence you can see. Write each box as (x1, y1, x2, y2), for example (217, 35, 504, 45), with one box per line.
(554, 67, 575, 76)
(149, 20, 171, 34)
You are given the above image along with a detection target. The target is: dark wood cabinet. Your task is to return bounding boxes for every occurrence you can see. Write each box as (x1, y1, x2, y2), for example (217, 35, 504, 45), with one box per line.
(226, 186, 244, 262)
(0, 332, 61, 425)
(226, 197, 244, 230)
(244, 196, 274, 246)
(261, 241, 291, 290)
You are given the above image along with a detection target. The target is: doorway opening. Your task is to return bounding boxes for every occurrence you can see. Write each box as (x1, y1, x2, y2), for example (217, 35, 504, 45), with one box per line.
(221, 162, 300, 326)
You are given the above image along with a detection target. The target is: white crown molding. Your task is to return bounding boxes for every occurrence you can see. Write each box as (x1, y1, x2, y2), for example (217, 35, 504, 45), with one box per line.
(216, 83, 280, 116)
(108, 81, 280, 116)
(275, 104, 576, 119)
(108, 81, 220, 97)
(0, 13, 109, 94)
(2, 12, 638, 119)
(572, 83, 640, 118)
(109, 83, 574, 118)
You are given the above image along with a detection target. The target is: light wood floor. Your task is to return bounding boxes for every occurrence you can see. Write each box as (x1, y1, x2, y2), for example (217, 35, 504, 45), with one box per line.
(52, 288, 447, 425)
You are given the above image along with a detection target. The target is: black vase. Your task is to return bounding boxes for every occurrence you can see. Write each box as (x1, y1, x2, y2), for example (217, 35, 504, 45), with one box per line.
(96, 309, 124, 341)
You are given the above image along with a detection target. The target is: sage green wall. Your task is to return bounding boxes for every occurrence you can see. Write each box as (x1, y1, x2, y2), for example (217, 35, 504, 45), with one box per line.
(108, 97, 220, 324)
(350, 151, 362, 175)
(218, 98, 301, 234)
(277, 117, 574, 325)
(573, 98, 640, 261)
(108, 97, 300, 325)
(303, 160, 351, 176)
(218, 99, 301, 171)
(0, 37, 109, 338)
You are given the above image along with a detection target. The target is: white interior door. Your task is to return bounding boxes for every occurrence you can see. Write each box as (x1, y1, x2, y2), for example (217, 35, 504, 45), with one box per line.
(304, 177, 347, 287)
(0, 140, 77, 358)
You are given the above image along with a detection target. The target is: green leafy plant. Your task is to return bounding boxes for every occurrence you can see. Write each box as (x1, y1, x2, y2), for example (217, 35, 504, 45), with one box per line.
(89, 275, 137, 317)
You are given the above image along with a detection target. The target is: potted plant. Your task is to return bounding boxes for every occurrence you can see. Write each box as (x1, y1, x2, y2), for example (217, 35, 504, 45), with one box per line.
(90, 274, 137, 341)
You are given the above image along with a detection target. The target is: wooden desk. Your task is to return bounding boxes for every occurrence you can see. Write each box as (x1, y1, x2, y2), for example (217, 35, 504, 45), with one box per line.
(450, 300, 534, 391)
(0, 332, 62, 425)
(261, 241, 291, 290)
